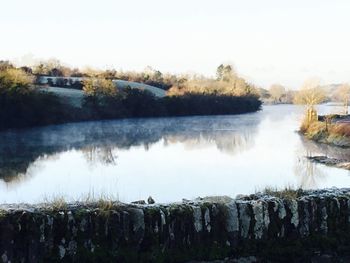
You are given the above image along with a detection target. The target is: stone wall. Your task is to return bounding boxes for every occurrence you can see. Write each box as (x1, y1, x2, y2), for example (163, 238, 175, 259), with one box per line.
(1, 188, 350, 262)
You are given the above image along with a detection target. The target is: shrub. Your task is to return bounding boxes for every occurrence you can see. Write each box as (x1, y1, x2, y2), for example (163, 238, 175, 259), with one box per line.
(83, 78, 116, 97)
(0, 68, 34, 93)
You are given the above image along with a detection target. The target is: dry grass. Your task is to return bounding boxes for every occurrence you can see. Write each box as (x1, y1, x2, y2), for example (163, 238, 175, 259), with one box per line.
(42, 193, 119, 211)
(303, 121, 327, 141)
(299, 117, 311, 133)
(302, 117, 350, 147)
(96, 198, 116, 211)
(260, 186, 303, 200)
(329, 123, 350, 137)
(82, 192, 119, 208)
(44, 196, 68, 211)
(301, 110, 350, 141)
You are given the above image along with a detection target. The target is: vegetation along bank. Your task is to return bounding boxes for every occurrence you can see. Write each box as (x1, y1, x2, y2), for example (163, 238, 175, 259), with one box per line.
(0, 61, 261, 130)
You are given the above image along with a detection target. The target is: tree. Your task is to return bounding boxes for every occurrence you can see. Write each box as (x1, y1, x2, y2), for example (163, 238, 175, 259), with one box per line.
(334, 83, 350, 114)
(82, 78, 119, 115)
(20, 66, 33, 74)
(269, 84, 285, 103)
(0, 68, 34, 93)
(258, 88, 270, 99)
(284, 90, 296, 104)
(32, 59, 62, 76)
(216, 64, 224, 80)
(222, 65, 235, 82)
(216, 64, 237, 82)
(32, 63, 47, 75)
(153, 70, 163, 81)
(294, 79, 325, 108)
(83, 78, 117, 97)
(294, 79, 326, 123)
(49, 68, 64, 77)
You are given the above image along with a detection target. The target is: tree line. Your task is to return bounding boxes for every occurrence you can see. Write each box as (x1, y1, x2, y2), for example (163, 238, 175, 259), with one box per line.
(0, 61, 262, 130)
(1, 59, 262, 95)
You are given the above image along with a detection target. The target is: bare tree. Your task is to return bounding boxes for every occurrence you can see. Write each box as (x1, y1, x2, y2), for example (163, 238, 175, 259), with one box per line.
(294, 79, 326, 123)
(269, 84, 285, 103)
(294, 79, 325, 108)
(334, 83, 350, 114)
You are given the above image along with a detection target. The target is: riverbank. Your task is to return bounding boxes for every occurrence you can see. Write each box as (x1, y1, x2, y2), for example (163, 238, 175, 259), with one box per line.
(0, 89, 261, 130)
(0, 64, 262, 130)
(2, 188, 350, 262)
(300, 118, 350, 147)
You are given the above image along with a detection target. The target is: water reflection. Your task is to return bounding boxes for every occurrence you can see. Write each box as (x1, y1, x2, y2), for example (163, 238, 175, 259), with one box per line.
(0, 115, 259, 184)
(300, 135, 350, 161)
(294, 150, 327, 189)
(2, 105, 350, 203)
(293, 135, 350, 189)
(83, 147, 118, 166)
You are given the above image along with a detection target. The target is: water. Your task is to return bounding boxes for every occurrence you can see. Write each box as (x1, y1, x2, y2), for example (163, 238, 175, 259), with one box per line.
(1, 104, 350, 204)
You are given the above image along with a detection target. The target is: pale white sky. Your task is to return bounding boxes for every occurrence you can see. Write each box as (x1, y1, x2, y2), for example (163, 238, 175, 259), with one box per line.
(1, 0, 350, 88)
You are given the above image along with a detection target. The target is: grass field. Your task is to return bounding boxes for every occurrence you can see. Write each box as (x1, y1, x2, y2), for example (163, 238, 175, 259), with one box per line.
(38, 79, 167, 108)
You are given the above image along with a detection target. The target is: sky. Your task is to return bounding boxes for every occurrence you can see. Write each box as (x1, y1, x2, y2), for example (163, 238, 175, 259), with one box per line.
(1, 0, 350, 88)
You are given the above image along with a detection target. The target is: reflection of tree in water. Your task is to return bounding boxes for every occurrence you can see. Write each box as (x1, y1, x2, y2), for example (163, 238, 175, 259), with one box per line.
(300, 135, 350, 161)
(82, 146, 118, 165)
(294, 135, 350, 188)
(0, 114, 261, 184)
(0, 146, 48, 183)
(292, 127, 350, 189)
(0, 169, 27, 184)
(0, 154, 51, 187)
(167, 130, 254, 156)
(294, 149, 327, 189)
(215, 131, 254, 155)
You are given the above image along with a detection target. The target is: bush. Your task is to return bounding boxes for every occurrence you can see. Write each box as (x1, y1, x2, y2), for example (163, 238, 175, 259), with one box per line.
(0, 68, 34, 93)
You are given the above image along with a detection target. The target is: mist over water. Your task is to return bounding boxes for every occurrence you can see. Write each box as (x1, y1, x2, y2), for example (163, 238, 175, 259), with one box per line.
(1, 105, 350, 204)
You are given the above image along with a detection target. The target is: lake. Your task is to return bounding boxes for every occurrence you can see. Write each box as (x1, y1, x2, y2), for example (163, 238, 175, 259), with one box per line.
(1, 104, 350, 204)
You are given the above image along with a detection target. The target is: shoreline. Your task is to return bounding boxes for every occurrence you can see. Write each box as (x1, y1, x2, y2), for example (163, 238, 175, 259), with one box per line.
(0, 92, 262, 131)
(0, 107, 261, 133)
(301, 115, 350, 148)
(307, 156, 350, 170)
